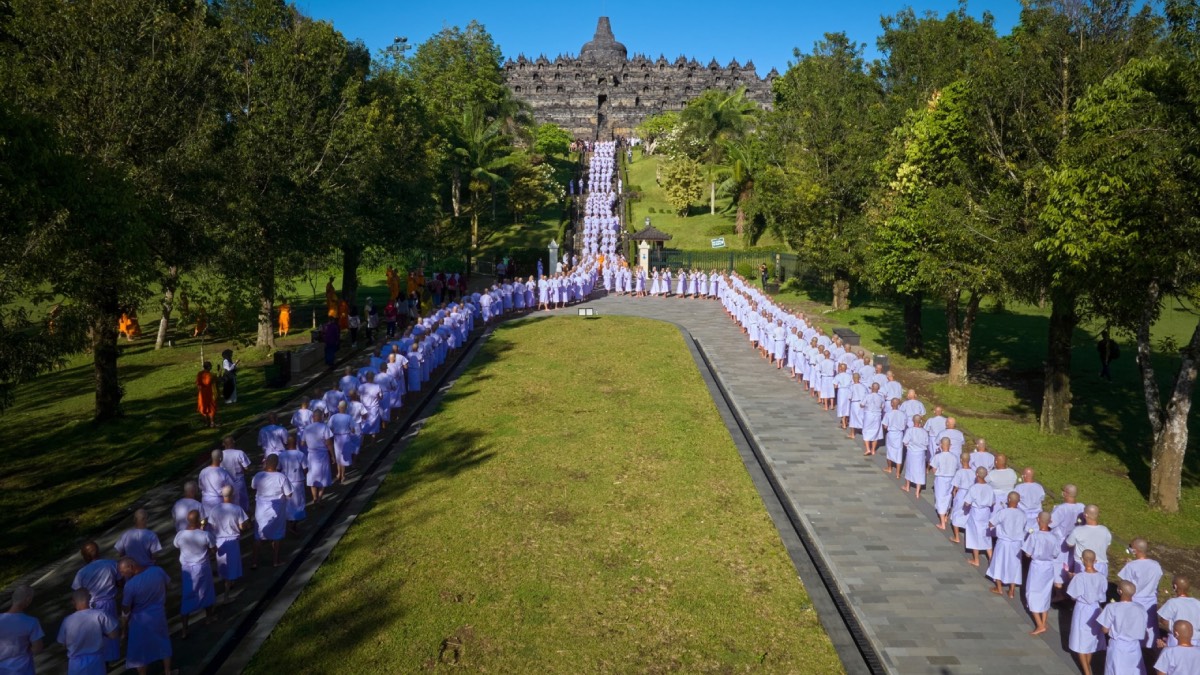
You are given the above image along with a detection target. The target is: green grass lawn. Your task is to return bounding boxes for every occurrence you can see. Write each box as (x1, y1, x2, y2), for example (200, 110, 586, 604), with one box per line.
(627, 150, 784, 250)
(478, 201, 567, 256)
(248, 316, 841, 673)
(773, 284, 1200, 580)
(0, 272, 396, 586)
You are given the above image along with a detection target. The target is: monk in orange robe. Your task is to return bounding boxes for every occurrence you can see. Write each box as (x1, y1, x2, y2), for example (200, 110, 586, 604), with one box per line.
(127, 311, 141, 339)
(196, 361, 217, 427)
(386, 266, 400, 302)
(278, 300, 291, 337)
(193, 307, 208, 337)
(118, 313, 132, 341)
(337, 299, 349, 330)
(406, 272, 417, 297)
(325, 277, 338, 318)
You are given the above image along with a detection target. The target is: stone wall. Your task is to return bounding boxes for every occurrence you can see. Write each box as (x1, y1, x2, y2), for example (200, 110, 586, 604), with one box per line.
(503, 18, 776, 139)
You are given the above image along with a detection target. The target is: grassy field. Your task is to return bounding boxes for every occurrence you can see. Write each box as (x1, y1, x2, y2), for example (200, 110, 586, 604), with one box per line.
(248, 316, 841, 673)
(0, 272, 397, 586)
(626, 150, 784, 250)
(774, 284, 1200, 579)
(478, 202, 567, 257)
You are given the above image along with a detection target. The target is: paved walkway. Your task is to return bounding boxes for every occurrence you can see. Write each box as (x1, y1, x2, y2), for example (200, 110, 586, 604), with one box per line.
(570, 295, 1077, 675)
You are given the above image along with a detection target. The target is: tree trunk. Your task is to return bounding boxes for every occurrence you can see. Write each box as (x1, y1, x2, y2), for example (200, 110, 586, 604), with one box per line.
(1039, 289, 1077, 434)
(340, 244, 361, 311)
(902, 292, 924, 356)
(945, 290, 980, 386)
(154, 265, 178, 350)
(831, 275, 851, 311)
(710, 181, 716, 215)
(451, 167, 461, 218)
(256, 264, 276, 349)
(1137, 281, 1200, 513)
(91, 303, 122, 422)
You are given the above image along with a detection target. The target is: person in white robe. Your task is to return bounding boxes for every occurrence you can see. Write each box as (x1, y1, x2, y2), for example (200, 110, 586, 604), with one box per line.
(58, 588, 118, 675)
(1159, 576, 1200, 649)
(986, 492, 1026, 598)
(1098, 580, 1148, 675)
(1155, 620, 1200, 675)
(1068, 549, 1108, 675)
(1118, 538, 1163, 649)
(1022, 512, 1059, 636)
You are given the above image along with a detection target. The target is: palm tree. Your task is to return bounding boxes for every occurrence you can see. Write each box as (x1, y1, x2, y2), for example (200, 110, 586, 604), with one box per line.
(449, 104, 520, 263)
(716, 137, 759, 237)
(680, 87, 760, 214)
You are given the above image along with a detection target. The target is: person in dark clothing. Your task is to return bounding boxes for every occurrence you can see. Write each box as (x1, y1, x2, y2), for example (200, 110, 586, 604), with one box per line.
(322, 317, 340, 366)
(758, 263, 769, 289)
(1097, 330, 1120, 381)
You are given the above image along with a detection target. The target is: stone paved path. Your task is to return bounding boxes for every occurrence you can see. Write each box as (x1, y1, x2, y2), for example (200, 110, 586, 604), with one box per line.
(564, 295, 1077, 675)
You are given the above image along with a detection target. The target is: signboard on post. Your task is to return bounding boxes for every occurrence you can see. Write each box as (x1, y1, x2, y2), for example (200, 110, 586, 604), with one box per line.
(711, 237, 726, 249)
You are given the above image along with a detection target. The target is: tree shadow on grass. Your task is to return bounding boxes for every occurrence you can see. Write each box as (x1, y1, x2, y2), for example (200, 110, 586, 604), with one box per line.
(845, 297, 1198, 497)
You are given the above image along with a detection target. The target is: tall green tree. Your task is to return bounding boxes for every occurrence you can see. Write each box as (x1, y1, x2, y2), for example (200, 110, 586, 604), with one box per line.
(872, 82, 1014, 385)
(1, 0, 221, 418)
(871, 6, 998, 355)
(328, 60, 437, 307)
(1039, 47, 1200, 512)
(678, 87, 759, 214)
(214, 0, 366, 347)
(981, 0, 1159, 433)
(749, 33, 884, 309)
(450, 103, 520, 261)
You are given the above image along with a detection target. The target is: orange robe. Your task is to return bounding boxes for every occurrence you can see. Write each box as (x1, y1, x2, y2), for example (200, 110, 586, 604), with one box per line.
(118, 314, 131, 340)
(278, 303, 291, 336)
(193, 309, 208, 337)
(337, 300, 349, 330)
(325, 282, 338, 317)
(386, 268, 400, 302)
(196, 371, 217, 416)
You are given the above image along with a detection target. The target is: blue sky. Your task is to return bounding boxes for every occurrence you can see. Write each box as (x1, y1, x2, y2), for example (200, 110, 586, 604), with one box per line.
(294, 0, 1022, 74)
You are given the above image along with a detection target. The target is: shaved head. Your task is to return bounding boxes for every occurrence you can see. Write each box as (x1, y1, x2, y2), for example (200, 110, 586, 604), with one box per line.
(1062, 484, 1078, 499)
(71, 588, 91, 610)
(1037, 512, 1052, 528)
(1007, 491, 1020, 507)
(183, 480, 198, 498)
(1175, 619, 1194, 645)
(1174, 575, 1191, 595)
(1117, 580, 1136, 599)
(995, 454, 1008, 469)
(133, 509, 148, 528)
(1022, 468, 1035, 481)
(947, 417, 957, 429)
(1084, 504, 1100, 522)
(1130, 538, 1148, 555)
(975, 467, 988, 479)
(79, 541, 100, 562)
(1082, 549, 1097, 565)
(211, 449, 223, 464)
(9, 585, 34, 611)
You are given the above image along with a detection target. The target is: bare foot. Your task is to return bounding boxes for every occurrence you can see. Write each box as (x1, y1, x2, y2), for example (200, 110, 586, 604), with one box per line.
(902, 486, 910, 492)
(1030, 627, 1047, 636)
(1008, 589, 1016, 598)
(968, 559, 980, 567)
(951, 537, 961, 543)
(990, 587, 1003, 595)
(936, 524, 946, 530)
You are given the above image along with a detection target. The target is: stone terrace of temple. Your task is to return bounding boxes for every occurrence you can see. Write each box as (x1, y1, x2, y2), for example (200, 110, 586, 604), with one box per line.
(504, 17, 777, 139)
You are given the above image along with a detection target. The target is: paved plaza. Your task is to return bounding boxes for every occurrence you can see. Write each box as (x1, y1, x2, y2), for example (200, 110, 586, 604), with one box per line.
(565, 295, 1078, 675)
